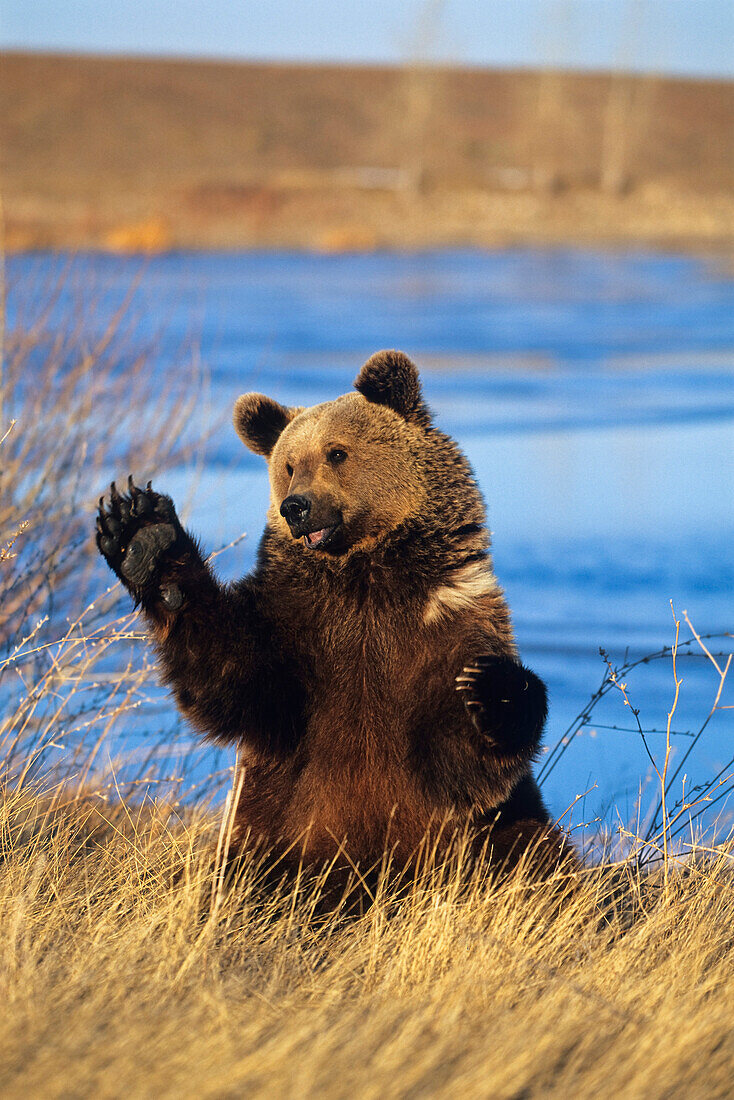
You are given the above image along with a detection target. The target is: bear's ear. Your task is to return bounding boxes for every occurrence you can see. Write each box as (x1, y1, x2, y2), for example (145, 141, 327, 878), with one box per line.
(233, 393, 300, 457)
(354, 350, 431, 427)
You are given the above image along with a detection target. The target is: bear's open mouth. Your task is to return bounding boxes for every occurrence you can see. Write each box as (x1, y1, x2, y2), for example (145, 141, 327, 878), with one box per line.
(302, 524, 339, 550)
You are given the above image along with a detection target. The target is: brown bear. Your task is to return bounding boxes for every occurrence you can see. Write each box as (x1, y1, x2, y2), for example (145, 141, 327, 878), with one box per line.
(95, 351, 571, 895)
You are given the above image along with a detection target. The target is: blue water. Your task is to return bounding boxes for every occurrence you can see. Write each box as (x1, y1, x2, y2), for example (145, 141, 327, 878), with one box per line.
(7, 249, 734, 844)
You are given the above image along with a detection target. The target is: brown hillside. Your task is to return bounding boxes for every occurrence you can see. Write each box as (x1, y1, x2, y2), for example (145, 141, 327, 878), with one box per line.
(1, 51, 733, 251)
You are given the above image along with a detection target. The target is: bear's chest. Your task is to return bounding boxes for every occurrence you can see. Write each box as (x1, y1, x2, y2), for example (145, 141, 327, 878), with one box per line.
(304, 577, 421, 671)
(305, 600, 424, 736)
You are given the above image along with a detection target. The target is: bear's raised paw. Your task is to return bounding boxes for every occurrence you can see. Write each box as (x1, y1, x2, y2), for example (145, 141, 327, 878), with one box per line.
(96, 477, 182, 599)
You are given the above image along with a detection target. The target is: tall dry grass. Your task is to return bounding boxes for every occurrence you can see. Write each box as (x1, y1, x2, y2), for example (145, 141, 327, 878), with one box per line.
(2, 785, 734, 1098)
(2, 271, 734, 1097)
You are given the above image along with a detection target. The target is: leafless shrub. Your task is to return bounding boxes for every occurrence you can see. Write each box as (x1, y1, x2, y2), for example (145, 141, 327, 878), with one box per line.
(540, 609, 734, 872)
(0, 263, 207, 794)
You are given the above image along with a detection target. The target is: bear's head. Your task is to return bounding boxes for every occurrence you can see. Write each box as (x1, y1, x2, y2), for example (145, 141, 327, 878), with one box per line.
(234, 350, 482, 556)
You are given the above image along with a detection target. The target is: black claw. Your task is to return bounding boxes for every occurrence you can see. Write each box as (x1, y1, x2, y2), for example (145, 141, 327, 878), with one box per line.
(128, 474, 136, 495)
(146, 481, 152, 491)
(110, 481, 119, 503)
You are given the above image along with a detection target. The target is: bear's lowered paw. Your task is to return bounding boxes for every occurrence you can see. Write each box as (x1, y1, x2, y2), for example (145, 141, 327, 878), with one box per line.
(96, 477, 183, 600)
(456, 656, 547, 750)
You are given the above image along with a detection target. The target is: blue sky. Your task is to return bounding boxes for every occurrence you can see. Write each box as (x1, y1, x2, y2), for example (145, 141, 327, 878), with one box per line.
(2, 0, 732, 78)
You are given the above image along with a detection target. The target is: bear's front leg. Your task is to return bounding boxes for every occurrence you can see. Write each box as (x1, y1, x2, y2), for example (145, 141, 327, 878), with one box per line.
(95, 478, 303, 751)
(456, 656, 547, 760)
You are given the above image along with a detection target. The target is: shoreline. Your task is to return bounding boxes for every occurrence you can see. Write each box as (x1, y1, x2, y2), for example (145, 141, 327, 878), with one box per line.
(5, 171, 734, 258)
(6, 237, 734, 282)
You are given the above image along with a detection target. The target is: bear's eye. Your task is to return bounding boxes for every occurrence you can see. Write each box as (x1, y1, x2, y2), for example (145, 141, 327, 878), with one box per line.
(328, 448, 348, 465)
(285, 462, 293, 478)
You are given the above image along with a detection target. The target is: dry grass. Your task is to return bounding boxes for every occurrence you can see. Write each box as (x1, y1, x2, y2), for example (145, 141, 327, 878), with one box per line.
(1, 781, 734, 1099)
(2, 273, 734, 1098)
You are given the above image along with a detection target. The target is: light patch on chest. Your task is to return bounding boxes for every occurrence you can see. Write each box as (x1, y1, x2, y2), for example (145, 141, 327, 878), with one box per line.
(423, 559, 497, 625)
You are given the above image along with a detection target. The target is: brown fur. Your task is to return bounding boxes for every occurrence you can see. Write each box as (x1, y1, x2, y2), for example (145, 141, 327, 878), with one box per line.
(96, 351, 573, 899)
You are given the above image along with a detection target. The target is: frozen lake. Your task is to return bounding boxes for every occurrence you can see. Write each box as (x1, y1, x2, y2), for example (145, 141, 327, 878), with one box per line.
(7, 248, 734, 843)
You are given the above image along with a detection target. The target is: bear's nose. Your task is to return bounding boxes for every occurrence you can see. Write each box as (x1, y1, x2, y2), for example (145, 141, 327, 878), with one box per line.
(280, 493, 311, 530)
